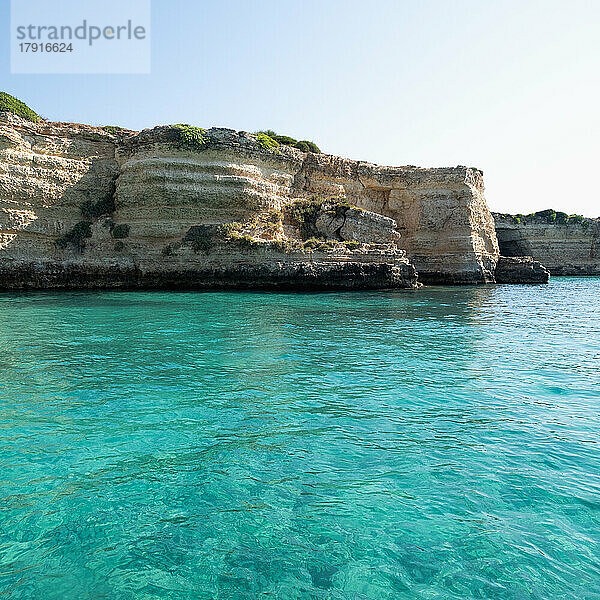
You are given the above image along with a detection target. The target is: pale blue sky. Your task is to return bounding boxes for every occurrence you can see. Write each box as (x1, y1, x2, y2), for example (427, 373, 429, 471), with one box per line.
(1, 0, 599, 216)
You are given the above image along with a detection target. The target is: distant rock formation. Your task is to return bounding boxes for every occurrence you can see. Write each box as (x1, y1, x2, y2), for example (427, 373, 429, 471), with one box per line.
(494, 211, 600, 276)
(495, 256, 549, 284)
(0, 102, 543, 289)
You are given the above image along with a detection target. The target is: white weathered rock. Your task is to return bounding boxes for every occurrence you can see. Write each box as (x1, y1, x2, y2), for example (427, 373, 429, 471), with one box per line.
(494, 212, 600, 276)
(0, 113, 503, 288)
(296, 155, 498, 283)
(340, 209, 400, 244)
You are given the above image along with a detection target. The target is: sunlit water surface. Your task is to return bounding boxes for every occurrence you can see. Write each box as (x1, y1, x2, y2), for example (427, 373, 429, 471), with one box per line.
(1, 278, 599, 599)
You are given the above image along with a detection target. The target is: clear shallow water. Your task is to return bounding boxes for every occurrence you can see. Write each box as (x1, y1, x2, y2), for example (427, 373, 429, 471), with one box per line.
(0, 278, 599, 600)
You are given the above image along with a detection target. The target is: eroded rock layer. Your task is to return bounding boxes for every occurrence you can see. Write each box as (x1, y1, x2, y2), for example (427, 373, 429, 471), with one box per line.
(297, 156, 499, 284)
(494, 256, 550, 284)
(494, 212, 600, 276)
(0, 112, 502, 289)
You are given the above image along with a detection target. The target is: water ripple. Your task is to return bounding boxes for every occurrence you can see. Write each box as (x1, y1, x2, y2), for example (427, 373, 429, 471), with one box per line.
(1, 279, 599, 599)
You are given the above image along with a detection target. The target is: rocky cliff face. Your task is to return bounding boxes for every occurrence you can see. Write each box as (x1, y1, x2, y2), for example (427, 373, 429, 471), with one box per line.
(494, 212, 600, 276)
(0, 111, 502, 290)
(296, 157, 499, 284)
(494, 256, 549, 284)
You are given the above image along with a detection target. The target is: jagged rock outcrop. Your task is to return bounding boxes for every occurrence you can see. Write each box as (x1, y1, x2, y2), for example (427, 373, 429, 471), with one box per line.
(296, 155, 498, 284)
(0, 110, 502, 289)
(494, 256, 550, 284)
(494, 211, 600, 276)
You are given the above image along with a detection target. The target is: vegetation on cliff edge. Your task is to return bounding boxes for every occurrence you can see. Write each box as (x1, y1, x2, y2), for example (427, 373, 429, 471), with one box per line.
(257, 130, 321, 153)
(286, 196, 358, 239)
(169, 124, 209, 151)
(0, 92, 41, 123)
(255, 132, 280, 152)
(497, 209, 590, 227)
(102, 125, 127, 135)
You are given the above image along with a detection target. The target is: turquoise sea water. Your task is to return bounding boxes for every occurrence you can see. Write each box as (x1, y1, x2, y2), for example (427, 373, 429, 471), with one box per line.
(0, 278, 599, 599)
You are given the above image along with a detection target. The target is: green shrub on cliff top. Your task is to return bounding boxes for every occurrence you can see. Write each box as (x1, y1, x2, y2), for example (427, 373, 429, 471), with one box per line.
(256, 130, 321, 153)
(530, 209, 571, 224)
(170, 124, 208, 151)
(256, 132, 280, 152)
(102, 125, 126, 135)
(503, 210, 589, 226)
(532, 209, 557, 223)
(260, 131, 296, 146)
(294, 140, 320, 153)
(554, 211, 569, 225)
(0, 92, 41, 122)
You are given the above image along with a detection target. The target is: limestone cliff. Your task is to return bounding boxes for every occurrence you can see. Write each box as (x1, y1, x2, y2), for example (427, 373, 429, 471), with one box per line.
(494, 211, 600, 276)
(0, 109, 502, 290)
(296, 157, 498, 284)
